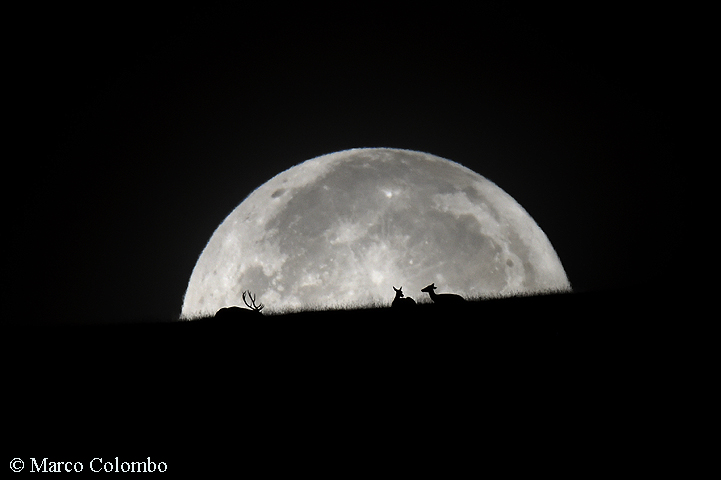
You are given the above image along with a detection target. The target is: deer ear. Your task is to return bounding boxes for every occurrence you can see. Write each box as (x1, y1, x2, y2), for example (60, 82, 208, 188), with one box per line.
(393, 286, 398, 291)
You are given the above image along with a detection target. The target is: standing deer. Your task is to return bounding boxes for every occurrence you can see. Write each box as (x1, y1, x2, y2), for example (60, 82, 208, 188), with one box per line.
(214, 290, 264, 319)
(420, 283, 466, 305)
(392, 286, 416, 308)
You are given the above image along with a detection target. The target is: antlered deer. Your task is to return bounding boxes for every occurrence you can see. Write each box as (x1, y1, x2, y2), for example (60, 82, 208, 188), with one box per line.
(214, 290, 264, 319)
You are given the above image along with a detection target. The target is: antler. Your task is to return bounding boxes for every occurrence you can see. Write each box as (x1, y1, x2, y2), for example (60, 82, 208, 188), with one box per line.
(242, 290, 264, 312)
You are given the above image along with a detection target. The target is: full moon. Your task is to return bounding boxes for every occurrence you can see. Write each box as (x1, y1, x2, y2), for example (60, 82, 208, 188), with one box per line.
(182, 148, 570, 318)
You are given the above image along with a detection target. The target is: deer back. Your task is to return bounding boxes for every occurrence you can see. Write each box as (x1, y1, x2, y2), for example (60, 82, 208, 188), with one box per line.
(214, 305, 262, 320)
(393, 296, 416, 308)
(435, 293, 465, 304)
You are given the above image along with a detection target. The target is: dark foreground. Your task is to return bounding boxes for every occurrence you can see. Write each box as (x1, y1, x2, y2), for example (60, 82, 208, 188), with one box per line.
(7, 288, 683, 474)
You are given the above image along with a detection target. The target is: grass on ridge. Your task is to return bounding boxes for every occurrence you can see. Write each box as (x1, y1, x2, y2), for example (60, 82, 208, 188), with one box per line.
(184, 287, 573, 320)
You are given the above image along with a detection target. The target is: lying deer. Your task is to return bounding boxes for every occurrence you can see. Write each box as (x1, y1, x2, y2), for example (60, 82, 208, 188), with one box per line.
(392, 286, 416, 308)
(214, 290, 264, 319)
(420, 283, 465, 305)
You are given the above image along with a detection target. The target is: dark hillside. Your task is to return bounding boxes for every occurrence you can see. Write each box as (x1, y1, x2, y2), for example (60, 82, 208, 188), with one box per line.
(11, 287, 668, 359)
(7, 288, 677, 469)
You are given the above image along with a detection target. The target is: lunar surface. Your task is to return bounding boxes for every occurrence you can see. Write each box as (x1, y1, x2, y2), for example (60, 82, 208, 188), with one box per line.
(182, 148, 570, 318)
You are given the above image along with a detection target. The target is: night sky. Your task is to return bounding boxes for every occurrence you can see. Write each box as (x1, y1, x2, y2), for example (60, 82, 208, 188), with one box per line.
(13, 4, 679, 324)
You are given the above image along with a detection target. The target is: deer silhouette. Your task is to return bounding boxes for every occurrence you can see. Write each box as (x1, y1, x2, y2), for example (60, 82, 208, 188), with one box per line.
(214, 290, 264, 319)
(421, 283, 466, 305)
(392, 286, 416, 308)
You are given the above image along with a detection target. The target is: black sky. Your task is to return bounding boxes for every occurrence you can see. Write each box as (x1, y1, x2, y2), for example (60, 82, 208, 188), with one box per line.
(12, 4, 680, 323)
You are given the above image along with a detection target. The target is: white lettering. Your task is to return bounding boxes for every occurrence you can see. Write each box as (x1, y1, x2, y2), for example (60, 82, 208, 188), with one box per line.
(34, 456, 167, 473)
(29, 459, 81, 473)
(30, 458, 47, 472)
